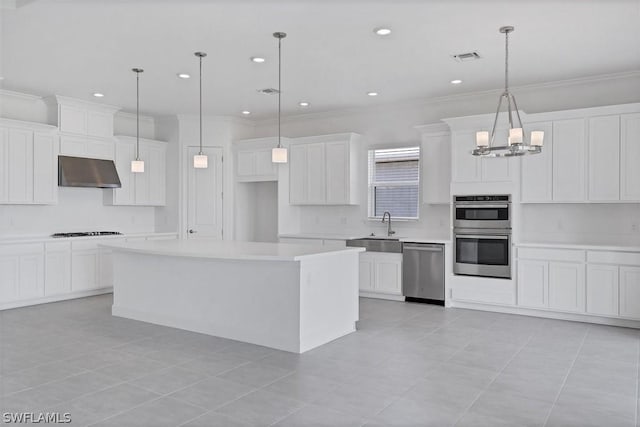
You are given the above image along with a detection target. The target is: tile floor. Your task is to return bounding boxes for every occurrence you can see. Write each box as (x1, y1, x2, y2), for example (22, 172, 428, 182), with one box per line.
(0, 295, 638, 426)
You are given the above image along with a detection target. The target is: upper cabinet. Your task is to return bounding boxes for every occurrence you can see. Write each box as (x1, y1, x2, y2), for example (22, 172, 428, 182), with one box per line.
(289, 133, 361, 205)
(521, 104, 640, 203)
(0, 119, 58, 205)
(233, 137, 283, 183)
(47, 95, 120, 160)
(415, 123, 451, 204)
(106, 136, 167, 206)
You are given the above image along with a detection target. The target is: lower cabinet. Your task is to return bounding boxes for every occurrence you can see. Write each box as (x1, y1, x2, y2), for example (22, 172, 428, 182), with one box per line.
(359, 252, 402, 297)
(71, 249, 101, 292)
(586, 264, 619, 316)
(0, 244, 44, 302)
(517, 260, 548, 309)
(619, 266, 640, 320)
(45, 242, 72, 296)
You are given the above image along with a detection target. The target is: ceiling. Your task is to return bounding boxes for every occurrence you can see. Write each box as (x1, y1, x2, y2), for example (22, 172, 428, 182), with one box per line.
(1, 0, 639, 119)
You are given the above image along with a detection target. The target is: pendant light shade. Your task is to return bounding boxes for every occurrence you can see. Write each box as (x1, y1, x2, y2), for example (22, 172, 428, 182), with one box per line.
(472, 26, 544, 157)
(131, 68, 145, 173)
(272, 32, 288, 164)
(194, 51, 208, 169)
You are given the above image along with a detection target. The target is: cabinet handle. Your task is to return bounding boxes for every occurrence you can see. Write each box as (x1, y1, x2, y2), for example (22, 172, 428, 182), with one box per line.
(188, 229, 197, 234)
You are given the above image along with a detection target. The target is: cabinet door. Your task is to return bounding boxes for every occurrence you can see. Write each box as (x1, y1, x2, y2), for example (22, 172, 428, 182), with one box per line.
(254, 149, 276, 178)
(452, 131, 480, 183)
(325, 141, 349, 204)
(19, 254, 45, 299)
(86, 138, 114, 160)
(0, 255, 20, 302)
(113, 140, 136, 205)
(521, 122, 553, 202)
(553, 119, 586, 201)
(620, 113, 640, 201)
(100, 249, 114, 288)
(71, 251, 100, 291)
(45, 249, 72, 296)
(517, 260, 548, 308)
(0, 128, 8, 202)
(59, 135, 86, 157)
(306, 143, 326, 204)
(586, 264, 619, 316)
(59, 104, 87, 134)
(289, 144, 307, 204)
(33, 132, 58, 204)
(8, 128, 34, 203)
(237, 150, 255, 178)
(358, 253, 375, 292)
(619, 266, 640, 320)
(374, 253, 403, 295)
(548, 262, 585, 313)
(480, 129, 512, 182)
(422, 133, 451, 204)
(588, 115, 620, 201)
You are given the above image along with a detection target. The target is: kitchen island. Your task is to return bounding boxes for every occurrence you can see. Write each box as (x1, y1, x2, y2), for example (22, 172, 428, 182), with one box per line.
(102, 239, 364, 353)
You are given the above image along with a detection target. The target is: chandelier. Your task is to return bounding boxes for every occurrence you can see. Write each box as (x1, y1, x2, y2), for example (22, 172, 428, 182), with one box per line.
(473, 26, 544, 157)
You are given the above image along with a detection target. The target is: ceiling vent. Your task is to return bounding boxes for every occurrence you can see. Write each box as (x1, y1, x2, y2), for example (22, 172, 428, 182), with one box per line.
(257, 88, 280, 95)
(452, 52, 481, 62)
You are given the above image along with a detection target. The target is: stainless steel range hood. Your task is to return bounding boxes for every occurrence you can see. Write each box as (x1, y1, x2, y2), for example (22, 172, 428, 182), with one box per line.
(58, 155, 122, 188)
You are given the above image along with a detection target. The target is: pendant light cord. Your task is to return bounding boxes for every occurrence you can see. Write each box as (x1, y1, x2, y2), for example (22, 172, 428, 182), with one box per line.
(277, 36, 282, 149)
(136, 71, 139, 160)
(199, 54, 203, 156)
(504, 29, 509, 94)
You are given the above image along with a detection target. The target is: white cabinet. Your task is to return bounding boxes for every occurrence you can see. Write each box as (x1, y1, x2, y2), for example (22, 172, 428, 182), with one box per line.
(0, 244, 44, 303)
(521, 122, 553, 202)
(71, 241, 101, 292)
(107, 136, 166, 206)
(517, 259, 548, 308)
(358, 251, 402, 297)
(45, 242, 72, 296)
(289, 133, 361, 205)
(548, 262, 585, 312)
(451, 129, 512, 184)
(588, 115, 620, 201)
(0, 120, 58, 205)
(59, 135, 114, 160)
(553, 118, 586, 202)
(53, 95, 118, 138)
(586, 264, 619, 316)
(620, 113, 640, 201)
(619, 267, 640, 320)
(236, 147, 277, 182)
(417, 125, 451, 204)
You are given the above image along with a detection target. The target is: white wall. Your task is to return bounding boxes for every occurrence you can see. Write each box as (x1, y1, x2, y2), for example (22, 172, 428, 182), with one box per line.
(250, 72, 640, 240)
(235, 181, 278, 243)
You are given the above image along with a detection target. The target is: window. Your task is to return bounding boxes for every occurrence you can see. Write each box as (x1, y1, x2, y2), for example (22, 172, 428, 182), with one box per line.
(368, 146, 420, 219)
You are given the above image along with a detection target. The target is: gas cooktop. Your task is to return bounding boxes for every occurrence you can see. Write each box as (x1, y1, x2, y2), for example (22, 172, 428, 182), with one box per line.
(51, 231, 123, 238)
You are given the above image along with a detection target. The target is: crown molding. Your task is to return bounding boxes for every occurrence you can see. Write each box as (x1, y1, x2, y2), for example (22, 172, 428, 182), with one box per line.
(115, 110, 155, 124)
(176, 114, 255, 128)
(0, 89, 42, 102)
(252, 70, 640, 126)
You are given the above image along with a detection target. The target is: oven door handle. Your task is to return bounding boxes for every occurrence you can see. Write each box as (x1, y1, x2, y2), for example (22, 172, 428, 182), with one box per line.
(456, 235, 510, 240)
(455, 204, 509, 209)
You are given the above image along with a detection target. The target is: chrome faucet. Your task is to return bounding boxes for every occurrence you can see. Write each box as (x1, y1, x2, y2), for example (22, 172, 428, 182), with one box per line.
(381, 211, 395, 237)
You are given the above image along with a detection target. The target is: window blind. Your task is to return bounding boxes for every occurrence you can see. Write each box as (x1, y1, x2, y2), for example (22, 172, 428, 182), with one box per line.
(368, 147, 420, 219)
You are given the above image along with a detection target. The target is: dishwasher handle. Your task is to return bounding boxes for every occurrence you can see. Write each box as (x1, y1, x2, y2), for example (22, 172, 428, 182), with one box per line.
(403, 244, 443, 252)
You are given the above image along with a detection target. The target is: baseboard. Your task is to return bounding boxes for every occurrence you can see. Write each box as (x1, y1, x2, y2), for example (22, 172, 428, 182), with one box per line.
(360, 292, 405, 301)
(0, 288, 113, 311)
(451, 300, 640, 329)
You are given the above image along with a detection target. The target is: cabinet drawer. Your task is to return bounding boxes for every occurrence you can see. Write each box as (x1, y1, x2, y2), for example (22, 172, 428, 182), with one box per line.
(0, 243, 44, 256)
(517, 247, 585, 262)
(587, 251, 640, 266)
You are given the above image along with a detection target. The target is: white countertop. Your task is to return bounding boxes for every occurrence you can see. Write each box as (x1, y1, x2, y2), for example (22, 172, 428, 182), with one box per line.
(102, 239, 365, 261)
(516, 242, 640, 252)
(279, 232, 451, 244)
(0, 232, 178, 245)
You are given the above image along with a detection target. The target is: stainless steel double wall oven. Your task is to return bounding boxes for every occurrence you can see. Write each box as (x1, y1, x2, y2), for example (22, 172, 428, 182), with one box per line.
(453, 195, 512, 279)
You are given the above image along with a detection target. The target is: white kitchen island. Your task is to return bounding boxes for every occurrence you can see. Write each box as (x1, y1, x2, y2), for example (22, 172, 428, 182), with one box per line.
(102, 239, 364, 353)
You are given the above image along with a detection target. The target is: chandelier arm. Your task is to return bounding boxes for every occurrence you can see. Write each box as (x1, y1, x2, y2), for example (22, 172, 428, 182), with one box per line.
(506, 92, 515, 130)
(510, 93, 524, 130)
(490, 94, 506, 146)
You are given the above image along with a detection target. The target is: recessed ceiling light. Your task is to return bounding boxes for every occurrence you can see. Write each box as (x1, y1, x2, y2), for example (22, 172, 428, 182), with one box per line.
(251, 57, 266, 63)
(374, 27, 392, 36)
(177, 73, 191, 79)
(241, 110, 251, 115)
(92, 92, 104, 98)
(298, 101, 310, 107)
(451, 79, 463, 85)
(367, 92, 378, 97)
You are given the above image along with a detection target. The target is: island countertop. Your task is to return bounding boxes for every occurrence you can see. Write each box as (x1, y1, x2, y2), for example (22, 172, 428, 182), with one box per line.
(101, 239, 365, 261)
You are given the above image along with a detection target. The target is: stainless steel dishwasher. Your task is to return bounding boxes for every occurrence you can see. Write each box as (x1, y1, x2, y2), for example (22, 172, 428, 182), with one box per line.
(402, 243, 445, 305)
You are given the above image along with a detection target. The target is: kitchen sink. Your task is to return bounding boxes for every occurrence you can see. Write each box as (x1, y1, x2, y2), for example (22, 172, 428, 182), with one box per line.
(346, 237, 403, 253)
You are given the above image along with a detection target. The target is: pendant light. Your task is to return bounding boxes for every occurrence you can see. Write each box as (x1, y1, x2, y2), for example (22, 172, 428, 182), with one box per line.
(131, 68, 145, 173)
(472, 26, 544, 157)
(272, 32, 288, 163)
(193, 51, 208, 169)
